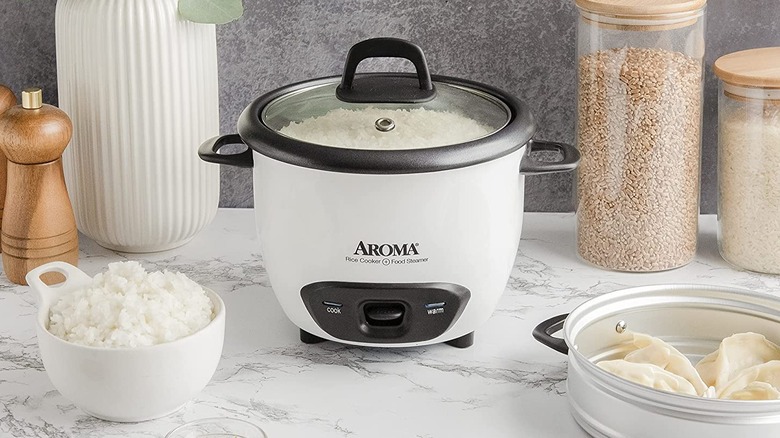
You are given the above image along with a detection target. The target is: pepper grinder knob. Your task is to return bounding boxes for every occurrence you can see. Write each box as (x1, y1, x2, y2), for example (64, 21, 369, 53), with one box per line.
(21, 88, 43, 110)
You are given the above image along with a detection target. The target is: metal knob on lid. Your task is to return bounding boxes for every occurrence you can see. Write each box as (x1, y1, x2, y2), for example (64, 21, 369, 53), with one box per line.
(375, 117, 395, 132)
(21, 88, 43, 110)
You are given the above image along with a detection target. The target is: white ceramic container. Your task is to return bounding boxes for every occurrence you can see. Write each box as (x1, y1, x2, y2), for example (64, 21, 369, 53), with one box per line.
(55, 0, 220, 253)
(26, 262, 225, 422)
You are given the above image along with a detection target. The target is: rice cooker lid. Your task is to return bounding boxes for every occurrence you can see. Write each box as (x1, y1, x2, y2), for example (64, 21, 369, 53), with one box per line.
(237, 37, 535, 174)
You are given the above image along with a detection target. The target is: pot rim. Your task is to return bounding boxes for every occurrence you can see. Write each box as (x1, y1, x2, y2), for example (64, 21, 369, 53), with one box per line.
(564, 284, 780, 415)
(236, 74, 536, 174)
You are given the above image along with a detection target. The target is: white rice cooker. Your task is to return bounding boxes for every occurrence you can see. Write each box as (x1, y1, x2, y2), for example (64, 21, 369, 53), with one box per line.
(199, 38, 578, 348)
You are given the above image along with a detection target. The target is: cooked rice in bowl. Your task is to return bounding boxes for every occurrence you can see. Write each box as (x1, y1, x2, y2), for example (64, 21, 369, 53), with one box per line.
(47, 261, 214, 348)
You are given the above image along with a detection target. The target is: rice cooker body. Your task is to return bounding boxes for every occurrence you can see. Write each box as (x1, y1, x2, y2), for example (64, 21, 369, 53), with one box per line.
(252, 148, 526, 347)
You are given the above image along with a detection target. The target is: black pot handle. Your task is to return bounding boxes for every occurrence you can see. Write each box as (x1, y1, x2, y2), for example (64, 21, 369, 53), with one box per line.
(198, 134, 254, 168)
(532, 313, 569, 355)
(336, 37, 436, 104)
(519, 140, 580, 175)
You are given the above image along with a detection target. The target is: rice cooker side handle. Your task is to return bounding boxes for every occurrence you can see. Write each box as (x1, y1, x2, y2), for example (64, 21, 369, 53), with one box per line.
(519, 140, 580, 176)
(198, 134, 254, 168)
(532, 314, 569, 355)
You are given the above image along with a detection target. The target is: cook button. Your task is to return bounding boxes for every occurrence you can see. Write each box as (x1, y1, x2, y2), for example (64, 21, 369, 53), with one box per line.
(323, 301, 343, 314)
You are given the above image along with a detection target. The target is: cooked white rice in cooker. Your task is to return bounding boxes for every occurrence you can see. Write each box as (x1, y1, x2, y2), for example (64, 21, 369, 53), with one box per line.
(47, 261, 214, 348)
(278, 107, 493, 149)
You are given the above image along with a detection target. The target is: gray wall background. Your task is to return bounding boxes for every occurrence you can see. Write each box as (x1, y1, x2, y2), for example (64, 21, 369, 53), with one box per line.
(0, 0, 778, 212)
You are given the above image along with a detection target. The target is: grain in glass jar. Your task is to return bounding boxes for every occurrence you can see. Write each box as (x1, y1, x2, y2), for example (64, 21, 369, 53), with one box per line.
(714, 47, 780, 274)
(574, 0, 706, 272)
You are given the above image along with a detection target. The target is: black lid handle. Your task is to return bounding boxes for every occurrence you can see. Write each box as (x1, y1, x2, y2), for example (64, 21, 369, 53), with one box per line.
(336, 37, 437, 104)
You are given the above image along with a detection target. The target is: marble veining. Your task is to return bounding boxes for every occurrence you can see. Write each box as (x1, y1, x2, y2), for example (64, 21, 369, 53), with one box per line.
(2, 210, 780, 437)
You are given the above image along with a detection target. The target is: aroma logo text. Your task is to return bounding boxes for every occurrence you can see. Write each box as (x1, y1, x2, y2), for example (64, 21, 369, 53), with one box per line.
(353, 241, 420, 257)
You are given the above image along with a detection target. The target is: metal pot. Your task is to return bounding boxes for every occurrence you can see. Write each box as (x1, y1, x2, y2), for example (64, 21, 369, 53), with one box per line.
(534, 284, 780, 437)
(199, 37, 579, 348)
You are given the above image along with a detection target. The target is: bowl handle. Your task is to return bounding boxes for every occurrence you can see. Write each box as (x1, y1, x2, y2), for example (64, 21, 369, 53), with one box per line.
(532, 313, 569, 355)
(25, 262, 93, 307)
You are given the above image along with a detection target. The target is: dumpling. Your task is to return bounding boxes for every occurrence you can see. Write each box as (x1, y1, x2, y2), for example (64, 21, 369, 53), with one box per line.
(597, 360, 698, 396)
(621, 332, 707, 395)
(723, 382, 780, 401)
(696, 333, 780, 390)
(717, 361, 780, 400)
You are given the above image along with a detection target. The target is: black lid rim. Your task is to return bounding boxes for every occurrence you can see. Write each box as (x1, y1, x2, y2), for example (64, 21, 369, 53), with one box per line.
(237, 74, 535, 174)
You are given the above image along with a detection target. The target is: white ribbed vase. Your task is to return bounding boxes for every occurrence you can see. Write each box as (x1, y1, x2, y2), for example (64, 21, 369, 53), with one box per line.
(55, 0, 219, 253)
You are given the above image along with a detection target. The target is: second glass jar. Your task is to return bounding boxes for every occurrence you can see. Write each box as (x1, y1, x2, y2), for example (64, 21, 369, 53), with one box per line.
(714, 47, 780, 274)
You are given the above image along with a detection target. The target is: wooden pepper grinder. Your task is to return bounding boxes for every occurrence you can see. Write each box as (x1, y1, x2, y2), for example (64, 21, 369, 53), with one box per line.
(0, 85, 16, 245)
(0, 88, 78, 285)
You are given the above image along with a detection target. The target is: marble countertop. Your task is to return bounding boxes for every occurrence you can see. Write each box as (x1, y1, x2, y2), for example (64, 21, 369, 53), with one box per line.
(3, 210, 779, 438)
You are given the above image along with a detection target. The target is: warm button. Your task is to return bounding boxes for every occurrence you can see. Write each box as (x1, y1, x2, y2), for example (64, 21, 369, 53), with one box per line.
(364, 303, 405, 327)
(425, 302, 446, 315)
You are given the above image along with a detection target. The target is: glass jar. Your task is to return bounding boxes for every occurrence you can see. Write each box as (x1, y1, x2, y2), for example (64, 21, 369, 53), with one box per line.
(714, 47, 780, 274)
(574, 0, 706, 272)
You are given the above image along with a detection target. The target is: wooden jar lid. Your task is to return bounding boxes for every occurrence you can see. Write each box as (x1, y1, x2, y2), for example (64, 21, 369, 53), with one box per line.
(575, 0, 706, 18)
(713, 47, 780, 89)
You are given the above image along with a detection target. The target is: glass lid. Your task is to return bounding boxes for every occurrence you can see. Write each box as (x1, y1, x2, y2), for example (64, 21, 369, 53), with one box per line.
(262, 80, 511, 151)
(260, 39, 511, 151)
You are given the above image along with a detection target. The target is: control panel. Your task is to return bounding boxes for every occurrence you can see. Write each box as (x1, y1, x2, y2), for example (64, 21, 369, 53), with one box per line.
(300, 282, 471, 344)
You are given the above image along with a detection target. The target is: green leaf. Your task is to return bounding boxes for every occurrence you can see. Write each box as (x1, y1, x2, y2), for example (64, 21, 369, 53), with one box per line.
(178, 0, 244, 25)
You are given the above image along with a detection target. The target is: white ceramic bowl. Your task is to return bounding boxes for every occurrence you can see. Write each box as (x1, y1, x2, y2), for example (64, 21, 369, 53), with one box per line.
(26, 261, 226, 422)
